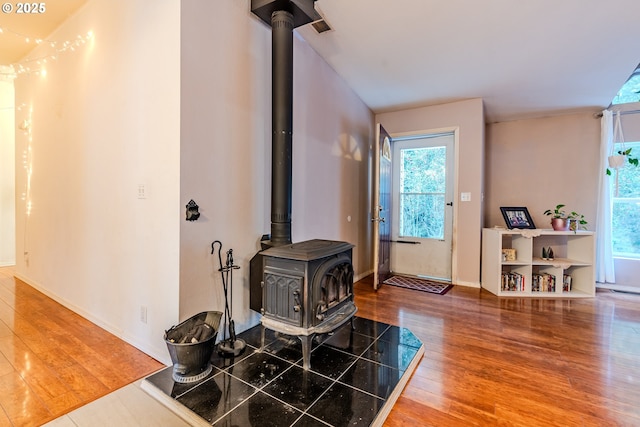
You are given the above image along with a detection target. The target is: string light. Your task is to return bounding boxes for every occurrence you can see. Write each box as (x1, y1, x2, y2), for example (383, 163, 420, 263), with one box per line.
(0, 26, 94, 78)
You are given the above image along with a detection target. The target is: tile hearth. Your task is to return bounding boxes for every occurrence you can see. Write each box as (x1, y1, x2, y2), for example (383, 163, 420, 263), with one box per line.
(142, 316, 424, 426)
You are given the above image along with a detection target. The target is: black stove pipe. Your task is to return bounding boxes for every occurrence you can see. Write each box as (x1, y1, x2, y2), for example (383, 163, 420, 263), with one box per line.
(269, 10, 294, 247)
(251, 1, 320, 313)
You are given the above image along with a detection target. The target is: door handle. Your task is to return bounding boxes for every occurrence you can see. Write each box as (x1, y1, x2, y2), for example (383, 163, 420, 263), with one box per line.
(446, 202, 453, 206)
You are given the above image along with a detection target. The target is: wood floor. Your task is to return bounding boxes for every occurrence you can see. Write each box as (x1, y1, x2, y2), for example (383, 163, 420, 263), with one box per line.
(1, 266, 640, 427)
(0, 267, 163, 427)
(354, 276, 640, 427)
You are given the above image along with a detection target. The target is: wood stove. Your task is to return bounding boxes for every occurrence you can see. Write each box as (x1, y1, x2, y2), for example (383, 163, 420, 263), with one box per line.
(257, 239, 356, 370)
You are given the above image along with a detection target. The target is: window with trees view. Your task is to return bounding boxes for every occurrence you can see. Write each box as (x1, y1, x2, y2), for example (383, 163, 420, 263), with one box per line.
(610, 64, 640, 258)
(611, 140, 640, 258)
(398, 146, 446, 239)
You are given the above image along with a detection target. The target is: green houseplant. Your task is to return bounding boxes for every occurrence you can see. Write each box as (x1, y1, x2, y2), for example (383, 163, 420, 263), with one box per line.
(543, 204, 569, 231)
(607, 147, 639, 176)
(543, 204, 588, 232)
(567, 211, 588, 231)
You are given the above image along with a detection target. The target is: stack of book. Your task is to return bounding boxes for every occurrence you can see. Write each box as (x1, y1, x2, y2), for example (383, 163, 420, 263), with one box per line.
(563, 274, 572, 292)
(532, 273, 556, 292)
(501, 272, 524, 291)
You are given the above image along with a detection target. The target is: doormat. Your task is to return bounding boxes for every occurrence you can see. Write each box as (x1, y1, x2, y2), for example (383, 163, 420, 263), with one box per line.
(384, 275, 453, 295)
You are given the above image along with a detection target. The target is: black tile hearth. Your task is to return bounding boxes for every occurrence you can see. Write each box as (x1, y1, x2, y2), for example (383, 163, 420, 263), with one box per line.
(142, 317, 424, 427)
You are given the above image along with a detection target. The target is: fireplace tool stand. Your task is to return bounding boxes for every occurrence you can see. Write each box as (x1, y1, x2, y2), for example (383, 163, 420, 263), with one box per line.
(211, 240, 245, 357)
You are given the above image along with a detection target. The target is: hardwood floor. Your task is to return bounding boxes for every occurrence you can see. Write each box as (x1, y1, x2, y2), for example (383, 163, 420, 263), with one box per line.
(354, 276, 640, 427)
(1, 265, 640, 427)
(0, 267, 163, 427)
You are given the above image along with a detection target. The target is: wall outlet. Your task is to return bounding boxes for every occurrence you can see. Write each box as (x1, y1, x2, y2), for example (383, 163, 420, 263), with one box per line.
(140, 306, 148, 324)
(137, 184, 147, 199)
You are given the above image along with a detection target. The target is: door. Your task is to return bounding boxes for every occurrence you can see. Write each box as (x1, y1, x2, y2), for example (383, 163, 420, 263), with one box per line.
(372, 123, 392, 290)
(391, 131, 455, 281)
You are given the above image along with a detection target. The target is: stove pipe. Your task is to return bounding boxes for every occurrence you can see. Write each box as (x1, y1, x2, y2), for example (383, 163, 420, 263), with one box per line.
(270, 10, 294, 247)
(249, 0, 321, 313)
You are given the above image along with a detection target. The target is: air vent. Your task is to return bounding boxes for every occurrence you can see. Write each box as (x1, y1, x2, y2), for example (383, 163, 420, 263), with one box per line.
(311, 19, 332, 34)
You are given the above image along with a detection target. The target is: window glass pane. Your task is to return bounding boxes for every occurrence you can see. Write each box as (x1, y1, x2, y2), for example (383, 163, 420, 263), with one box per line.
(400, 194, 444, 238)
(399, 146, 445, 239)
(400, 147, 446, 193)
(611, 141, 640, 258)
(612, 200, 640, 257)
(611, 66, 640, 105)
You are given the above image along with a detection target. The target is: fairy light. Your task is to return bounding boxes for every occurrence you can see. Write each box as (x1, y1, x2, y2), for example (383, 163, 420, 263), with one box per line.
(0, 26, 94, 78)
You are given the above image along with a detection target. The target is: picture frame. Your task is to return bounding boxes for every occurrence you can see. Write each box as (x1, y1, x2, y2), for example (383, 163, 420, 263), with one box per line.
(500, 207, 536, 229)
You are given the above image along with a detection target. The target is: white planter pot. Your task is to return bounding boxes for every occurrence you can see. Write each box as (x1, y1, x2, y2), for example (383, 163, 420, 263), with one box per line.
(608, 154, 626, 169)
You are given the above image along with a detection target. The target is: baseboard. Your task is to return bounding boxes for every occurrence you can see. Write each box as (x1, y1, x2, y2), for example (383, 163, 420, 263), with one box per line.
(14, 272, 170, 364)
(354, 269, 373, 282)
(453, 279, 481, 288)
(596, 282, 640, 294)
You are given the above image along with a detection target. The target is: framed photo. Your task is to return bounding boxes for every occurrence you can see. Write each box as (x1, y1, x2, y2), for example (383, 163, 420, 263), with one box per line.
(500, 207, 536, 229)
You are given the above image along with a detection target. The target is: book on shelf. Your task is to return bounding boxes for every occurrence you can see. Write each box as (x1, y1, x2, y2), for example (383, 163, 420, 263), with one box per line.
(532, 273, 556, 292)
(501, 271, 524, 291)
(563, 274, 572, 292)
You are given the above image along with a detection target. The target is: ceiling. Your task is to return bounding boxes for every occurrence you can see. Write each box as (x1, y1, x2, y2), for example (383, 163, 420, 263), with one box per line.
(296, 0, 640, 122)
(2, 0, 639, 123)
(0, 0, 87, 64)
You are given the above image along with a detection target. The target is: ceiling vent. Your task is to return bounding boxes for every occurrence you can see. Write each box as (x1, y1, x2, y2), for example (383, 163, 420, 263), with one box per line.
(311, 19, 332, 34)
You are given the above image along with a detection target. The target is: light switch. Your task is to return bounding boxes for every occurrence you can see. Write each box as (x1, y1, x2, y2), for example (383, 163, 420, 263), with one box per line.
(461, 192, 471, 202)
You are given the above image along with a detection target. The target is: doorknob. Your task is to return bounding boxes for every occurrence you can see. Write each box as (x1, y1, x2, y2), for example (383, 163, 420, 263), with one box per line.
(446, 202, 453, 206)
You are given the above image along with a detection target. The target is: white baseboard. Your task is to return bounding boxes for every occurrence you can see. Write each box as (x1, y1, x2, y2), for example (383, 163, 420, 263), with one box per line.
(596, 282, 640, 294)
(354, 269, 373, 283)
(454, 280, 481, 288)
(14, 272, 170, 365)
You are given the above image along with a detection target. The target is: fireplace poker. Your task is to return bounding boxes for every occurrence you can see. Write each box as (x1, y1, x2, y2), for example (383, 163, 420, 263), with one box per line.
(211, 240, 245, 357)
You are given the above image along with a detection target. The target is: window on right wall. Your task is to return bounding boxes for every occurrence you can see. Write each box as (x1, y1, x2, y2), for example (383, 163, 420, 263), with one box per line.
(610, 64, 640, 259)
(610, 140, 640, 258)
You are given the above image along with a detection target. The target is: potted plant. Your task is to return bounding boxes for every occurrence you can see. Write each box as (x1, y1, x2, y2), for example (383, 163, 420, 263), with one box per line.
(543, 204, 569, 231)
(567, 211, 588, 232)
(607, 147, 639, 176)
(544, 205, 588, 232)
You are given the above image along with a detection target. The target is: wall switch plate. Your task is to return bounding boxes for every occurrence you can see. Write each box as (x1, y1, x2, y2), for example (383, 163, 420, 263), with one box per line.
(461, 192, 471, 202)
(140, 306, 148, 323)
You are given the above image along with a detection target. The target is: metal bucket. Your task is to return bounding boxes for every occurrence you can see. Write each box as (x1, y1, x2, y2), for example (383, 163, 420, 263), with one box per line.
(164, 311, 222, 383)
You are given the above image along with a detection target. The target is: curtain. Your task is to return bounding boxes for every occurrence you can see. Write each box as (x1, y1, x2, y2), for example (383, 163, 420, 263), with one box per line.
(595, 110, 615, 283)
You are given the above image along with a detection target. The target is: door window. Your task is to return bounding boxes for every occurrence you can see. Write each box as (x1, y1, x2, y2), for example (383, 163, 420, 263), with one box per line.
(398, 146, 446, 239)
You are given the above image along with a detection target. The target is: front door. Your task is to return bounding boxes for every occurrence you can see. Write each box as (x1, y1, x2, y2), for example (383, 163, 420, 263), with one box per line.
(391, 131, 455, 281)
(372, 123, 392, 290)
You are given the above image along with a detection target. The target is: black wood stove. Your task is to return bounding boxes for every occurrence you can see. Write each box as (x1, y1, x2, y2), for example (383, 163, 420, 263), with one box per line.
(256, 239, 356, 370)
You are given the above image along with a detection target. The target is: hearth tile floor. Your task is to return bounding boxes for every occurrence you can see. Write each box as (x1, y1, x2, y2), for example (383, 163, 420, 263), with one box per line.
(142, 316, 424, 426)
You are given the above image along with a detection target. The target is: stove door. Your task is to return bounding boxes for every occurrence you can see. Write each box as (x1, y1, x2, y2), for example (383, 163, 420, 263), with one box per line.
(263, 270, 303, 326)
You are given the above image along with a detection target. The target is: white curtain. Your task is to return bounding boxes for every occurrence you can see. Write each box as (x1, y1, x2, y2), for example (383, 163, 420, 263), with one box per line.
(595, 110, 615, 283)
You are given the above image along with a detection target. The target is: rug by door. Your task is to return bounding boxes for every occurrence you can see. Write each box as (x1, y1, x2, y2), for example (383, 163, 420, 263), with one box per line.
(383, 275, 453, 295)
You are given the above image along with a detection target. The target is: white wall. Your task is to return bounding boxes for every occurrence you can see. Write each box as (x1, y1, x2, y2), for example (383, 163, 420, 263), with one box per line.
(0, 71, 15, 266)
(14, 0, 181, 363)
(179, 0, 374, 332)
(485, 112, 600, 230)
(376, 99, 485, 287)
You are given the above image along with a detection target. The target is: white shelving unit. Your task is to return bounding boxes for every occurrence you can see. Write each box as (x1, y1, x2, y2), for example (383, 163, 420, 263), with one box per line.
(481, 228, 595, 298)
